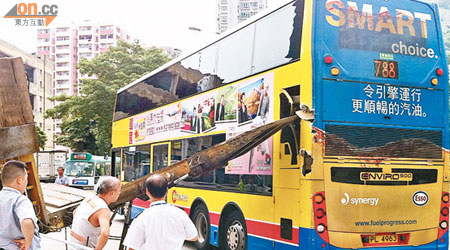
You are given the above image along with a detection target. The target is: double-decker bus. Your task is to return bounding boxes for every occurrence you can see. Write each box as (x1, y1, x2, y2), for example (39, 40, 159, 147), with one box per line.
(64, 152, 112, 189)
(111, 0, 449, 249)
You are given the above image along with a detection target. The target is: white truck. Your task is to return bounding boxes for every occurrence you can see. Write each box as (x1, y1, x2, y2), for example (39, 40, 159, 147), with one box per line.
(36, 150, 68, 182)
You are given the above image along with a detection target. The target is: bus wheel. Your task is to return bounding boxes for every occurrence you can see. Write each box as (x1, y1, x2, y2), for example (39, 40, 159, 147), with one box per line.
(223, 210, 247, 250)
(191, 204, 210, 250)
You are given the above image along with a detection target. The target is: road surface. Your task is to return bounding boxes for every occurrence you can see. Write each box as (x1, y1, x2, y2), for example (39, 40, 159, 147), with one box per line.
(40, 214, 196, 250)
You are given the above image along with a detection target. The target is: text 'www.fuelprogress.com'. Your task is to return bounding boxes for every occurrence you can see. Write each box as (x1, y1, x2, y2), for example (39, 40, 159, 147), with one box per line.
(355, 219, 417, 227)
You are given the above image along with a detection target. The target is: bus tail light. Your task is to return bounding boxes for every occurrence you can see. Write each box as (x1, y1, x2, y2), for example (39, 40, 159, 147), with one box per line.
(331, 67, 340, 76)
(314, 193, 324, 204)
(317, 223, 326, 233)
(313, 192, 329, 243)
(441, 207, 449, 217)
(316, 208, 325, 219)
(442, 193, 449, 203)
(431, 77, 438, 86)
(438, 192, 449, 239)
(436, 68, 443, 76)
(324, 55, 333, 64)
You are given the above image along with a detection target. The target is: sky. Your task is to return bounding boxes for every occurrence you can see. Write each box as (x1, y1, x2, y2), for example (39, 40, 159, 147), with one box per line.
(0, 0, 224, 54)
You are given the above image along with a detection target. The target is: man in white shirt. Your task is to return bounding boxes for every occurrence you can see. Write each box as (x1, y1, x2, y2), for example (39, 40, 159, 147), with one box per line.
(123, 174, 198, 250)
(54, 167, 69, 186)
(70, 177, 121, 250)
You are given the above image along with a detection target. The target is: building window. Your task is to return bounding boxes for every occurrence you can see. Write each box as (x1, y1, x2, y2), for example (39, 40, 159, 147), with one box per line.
(241, 2, 250, 9)
(56, 62, 69, 67)
(79, 35, 92, 40)
(56, 71, 69, 76)
(56, 36, 69, 41)
(56, 45, 69, 50)
(56, 27, 69, 32)
(100, 25, 113, 31)
(29, 94, 35, 110)
(56, 89, 70, 95)
(38, 29, 49, 34)
(56, 54, 69, 59)
(79, 53, 92, 59)
(240, 12, 251, 19)
(37, 46, 49, 51)
(79, 26, 92, 31)
(79, 44, 92, 49)
(56, 80, 69, 85)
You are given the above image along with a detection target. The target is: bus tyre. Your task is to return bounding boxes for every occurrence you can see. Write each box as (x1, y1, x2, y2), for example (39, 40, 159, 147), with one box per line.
(191, 204, 210, 250)
(222, 210, 247, 250)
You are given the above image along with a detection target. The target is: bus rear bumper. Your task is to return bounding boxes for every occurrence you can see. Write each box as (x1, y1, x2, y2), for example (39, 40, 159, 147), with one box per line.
(302, 227, 449, 250)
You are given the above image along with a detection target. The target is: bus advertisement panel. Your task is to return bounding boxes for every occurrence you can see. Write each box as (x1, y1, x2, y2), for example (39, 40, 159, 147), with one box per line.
(128, 72, 273, 146)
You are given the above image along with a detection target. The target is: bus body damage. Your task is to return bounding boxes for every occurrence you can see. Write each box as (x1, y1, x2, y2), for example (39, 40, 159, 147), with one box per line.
(110, 108, 314, 209)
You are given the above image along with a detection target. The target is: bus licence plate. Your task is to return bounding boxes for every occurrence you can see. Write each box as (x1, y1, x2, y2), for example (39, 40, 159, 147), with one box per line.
(369, 234, 398, 244)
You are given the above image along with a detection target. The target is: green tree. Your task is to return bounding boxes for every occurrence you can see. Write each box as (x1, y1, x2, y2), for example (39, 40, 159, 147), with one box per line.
(36, 126, 47, 150)
(46, 41, 170, 154)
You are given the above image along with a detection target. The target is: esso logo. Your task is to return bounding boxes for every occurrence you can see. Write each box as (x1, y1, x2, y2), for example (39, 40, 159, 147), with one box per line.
(412, 191, 429, 206)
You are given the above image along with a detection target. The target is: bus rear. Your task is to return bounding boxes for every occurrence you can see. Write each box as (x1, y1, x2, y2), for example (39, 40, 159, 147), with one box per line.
(312, 0, 449, 249)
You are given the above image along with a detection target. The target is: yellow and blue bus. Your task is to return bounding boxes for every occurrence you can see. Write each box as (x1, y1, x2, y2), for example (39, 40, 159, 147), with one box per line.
(64, 152, 112, 189)
(111, 0, 449, 249)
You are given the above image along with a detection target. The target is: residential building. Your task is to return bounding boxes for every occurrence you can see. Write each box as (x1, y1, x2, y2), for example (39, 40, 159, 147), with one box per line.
(217, 0, 267, 33)
(37, 21, 133, 149)
(150, 46, 182, 59)
(440, 8, 450, 32)
(0, 39, 54, 150)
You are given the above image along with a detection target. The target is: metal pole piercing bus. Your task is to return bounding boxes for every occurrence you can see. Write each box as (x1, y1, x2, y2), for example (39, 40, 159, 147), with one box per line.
(63, 152, 112, 189)
(110, 0, 449, 249)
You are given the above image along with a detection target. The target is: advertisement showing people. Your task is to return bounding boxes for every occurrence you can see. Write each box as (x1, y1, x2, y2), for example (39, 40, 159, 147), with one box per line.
(226, 133, 273, 175)
(198, 95, 216, 133)
(215, 86, 237, 123)
(237, 77, 271, 125)
(227, 73, 274, 175)
(129, 72, 274, 176)
(180, 100, 197, 133)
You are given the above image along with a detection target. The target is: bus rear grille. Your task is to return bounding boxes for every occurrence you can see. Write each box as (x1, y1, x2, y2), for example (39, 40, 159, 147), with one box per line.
(325, 125, 442, 159)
